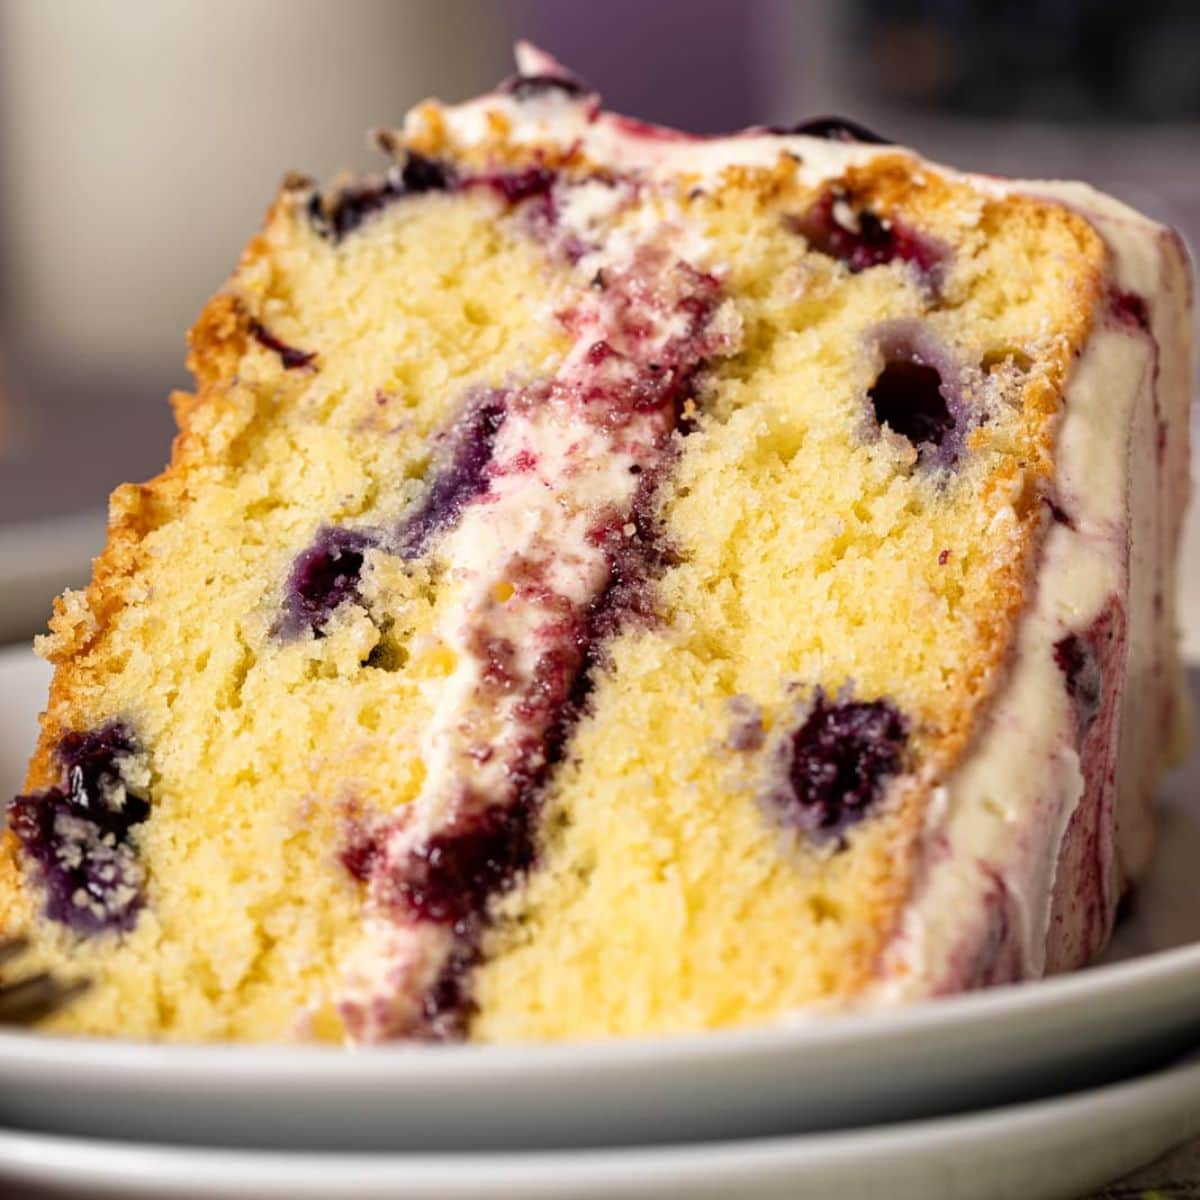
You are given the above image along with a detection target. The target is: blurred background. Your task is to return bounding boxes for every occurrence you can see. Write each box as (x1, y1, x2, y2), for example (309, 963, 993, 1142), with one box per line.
(0, 0, 1196, 637)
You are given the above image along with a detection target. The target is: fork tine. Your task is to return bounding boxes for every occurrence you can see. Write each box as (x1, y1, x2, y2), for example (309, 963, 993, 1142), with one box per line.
(0, 971, 89, 1025)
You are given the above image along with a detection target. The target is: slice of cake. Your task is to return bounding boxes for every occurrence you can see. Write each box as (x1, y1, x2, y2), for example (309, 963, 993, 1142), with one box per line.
(1, 46, 1191, 1043)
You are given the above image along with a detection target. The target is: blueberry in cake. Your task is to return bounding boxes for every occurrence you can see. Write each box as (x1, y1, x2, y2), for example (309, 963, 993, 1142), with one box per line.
(1, 46, 1191, 1043)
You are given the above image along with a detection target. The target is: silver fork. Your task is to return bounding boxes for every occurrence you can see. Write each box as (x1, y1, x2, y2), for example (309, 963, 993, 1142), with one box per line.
(0, 936, 88, 1025)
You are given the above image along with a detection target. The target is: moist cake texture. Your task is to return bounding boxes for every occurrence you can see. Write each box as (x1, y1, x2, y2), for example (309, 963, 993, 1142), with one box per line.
(1, 46, 1191, 1043)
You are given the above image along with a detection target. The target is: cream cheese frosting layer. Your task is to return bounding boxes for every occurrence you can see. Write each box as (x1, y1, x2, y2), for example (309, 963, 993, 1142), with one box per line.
(872, 196, 1192, 1000)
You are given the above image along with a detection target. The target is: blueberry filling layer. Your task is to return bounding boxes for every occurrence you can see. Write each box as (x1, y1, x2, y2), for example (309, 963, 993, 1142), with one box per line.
(8, 725, 150, 935)
(335, 226, 734, 1042)
(788, 189, 946, 290)
(771, 692, 909, 841)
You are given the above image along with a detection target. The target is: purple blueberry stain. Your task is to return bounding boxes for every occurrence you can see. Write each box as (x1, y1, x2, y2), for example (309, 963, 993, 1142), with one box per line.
(868, 323, 966, 469)
(500, 71, 592, 101)
(250, 321, 316, 370)
(1044, 495, 1075, 529)
(727, 695, 766, 751)
(412, 925, 484, 1041)
(1054, 633, 1103, 738)
(8, 725, 151, 935)
(388, 802, 535, 927)
(772, 691, 908, 841)
(308, 152, 456, 242)
(787, 189, 947, 291)
(281, 525, 376, 638)
(1110, 288, 1151, 333)
(395, 393, 508, 558)
(278, 394, 508, 640)
(768, 116, 891, 144)
(473, 165, 558, 208)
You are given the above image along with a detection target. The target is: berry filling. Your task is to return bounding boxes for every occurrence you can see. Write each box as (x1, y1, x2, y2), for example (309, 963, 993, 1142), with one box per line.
(388, 802, 536, 927)
(467, 166, 558, 209)
(773, 692, 909, 840)
(8, 725, 150, 935)
(788, 189, 947, 290)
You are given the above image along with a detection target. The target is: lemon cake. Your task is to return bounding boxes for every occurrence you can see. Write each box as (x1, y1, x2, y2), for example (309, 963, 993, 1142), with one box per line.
(2, 46, 1192, 1043)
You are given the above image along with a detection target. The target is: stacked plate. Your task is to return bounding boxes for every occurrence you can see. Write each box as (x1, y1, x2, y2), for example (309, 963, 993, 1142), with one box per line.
(1, 519, 1199, 1199)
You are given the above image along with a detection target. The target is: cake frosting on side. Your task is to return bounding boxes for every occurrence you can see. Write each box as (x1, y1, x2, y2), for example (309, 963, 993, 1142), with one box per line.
(873, 189, 1192, 997)
(0, 45, 1191, 1043)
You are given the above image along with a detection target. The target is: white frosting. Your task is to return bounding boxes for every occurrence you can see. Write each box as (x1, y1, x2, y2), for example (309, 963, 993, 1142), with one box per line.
(873, 194, 1191, 998)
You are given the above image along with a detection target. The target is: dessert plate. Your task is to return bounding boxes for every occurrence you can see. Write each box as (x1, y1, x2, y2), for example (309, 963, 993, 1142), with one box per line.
(0, 510, 105, 644)
(1, 642, 1199, 1152)
(1, 1051, 1198, 1200)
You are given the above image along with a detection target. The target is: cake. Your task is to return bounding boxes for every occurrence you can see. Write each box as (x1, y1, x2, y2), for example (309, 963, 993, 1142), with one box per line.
(1, 46, 1191, 1044)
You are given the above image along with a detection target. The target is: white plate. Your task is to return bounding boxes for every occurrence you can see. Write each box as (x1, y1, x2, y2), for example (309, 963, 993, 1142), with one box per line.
(0, 511, 106, 645)
(1, 642, 1199, 1152)
(1, 1053, 1199, 1200)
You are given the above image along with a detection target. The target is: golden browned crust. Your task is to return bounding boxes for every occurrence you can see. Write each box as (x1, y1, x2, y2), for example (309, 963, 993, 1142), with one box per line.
(0, 186, 298, 938)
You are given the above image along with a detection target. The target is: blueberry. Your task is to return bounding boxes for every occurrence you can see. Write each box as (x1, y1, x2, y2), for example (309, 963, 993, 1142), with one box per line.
(8, 725, 150, 935)
(309, 153, 455, 242)
(870, 359, 954, 457)
(775, 692, 908, 840)
(769, 116, 891, 144)
(868, 324, 964, 469)
(281, 526, 375, 638)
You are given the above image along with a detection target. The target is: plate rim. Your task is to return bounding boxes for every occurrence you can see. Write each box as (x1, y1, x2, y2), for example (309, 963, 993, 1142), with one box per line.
(0, 937, 1198, 1084)
(0, 1051, 1197, 1187)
